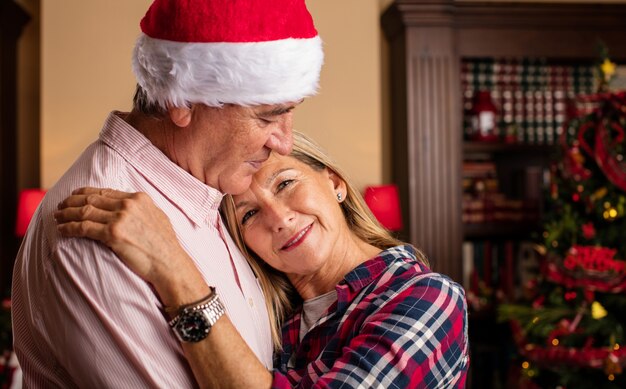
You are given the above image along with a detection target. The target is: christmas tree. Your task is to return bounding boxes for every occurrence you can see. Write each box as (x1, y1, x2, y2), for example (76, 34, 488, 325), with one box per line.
(499, 55, 626, 388)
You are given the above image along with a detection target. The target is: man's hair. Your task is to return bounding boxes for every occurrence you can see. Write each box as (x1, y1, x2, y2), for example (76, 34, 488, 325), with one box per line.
(132, 84, 166, 116)
(220, 131, 428, 350)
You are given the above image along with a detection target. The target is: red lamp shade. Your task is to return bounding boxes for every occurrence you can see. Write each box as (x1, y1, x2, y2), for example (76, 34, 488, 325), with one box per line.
(363, 184, 403, 231)
(15, 189, 47, 237)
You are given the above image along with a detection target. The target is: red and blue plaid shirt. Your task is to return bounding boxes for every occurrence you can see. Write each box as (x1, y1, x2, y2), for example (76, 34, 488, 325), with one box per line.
(271, 245, 469, 388)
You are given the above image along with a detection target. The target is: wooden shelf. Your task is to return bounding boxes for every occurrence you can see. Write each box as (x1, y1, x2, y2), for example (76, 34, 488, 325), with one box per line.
(463, 141, 557, 156)
(463, 221, 541, 239)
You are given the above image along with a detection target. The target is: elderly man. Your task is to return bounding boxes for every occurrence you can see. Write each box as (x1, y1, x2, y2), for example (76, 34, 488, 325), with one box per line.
(11, 0, 323, 387)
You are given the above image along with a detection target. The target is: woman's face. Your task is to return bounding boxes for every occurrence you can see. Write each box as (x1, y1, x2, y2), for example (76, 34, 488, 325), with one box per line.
(232, 153, 347, 277)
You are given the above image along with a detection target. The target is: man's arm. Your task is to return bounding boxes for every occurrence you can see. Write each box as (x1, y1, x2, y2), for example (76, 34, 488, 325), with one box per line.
(39, 237, 195, 388)
(55, 188, 274, 389)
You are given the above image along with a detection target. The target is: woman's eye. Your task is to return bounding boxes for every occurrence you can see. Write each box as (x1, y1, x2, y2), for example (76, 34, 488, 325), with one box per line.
(241, 209, 257, 224)
(277, 179, 294, 192)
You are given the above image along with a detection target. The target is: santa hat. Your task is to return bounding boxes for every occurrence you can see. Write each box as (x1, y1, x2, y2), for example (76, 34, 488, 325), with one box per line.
(133, 0, 324, 109)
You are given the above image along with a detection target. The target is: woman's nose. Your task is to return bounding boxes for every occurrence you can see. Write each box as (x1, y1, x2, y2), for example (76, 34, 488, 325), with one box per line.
(265, 202, 295, 232)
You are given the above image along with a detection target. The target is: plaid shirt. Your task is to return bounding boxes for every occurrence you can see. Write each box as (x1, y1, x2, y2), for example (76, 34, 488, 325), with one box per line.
(271, 245, 469, 388)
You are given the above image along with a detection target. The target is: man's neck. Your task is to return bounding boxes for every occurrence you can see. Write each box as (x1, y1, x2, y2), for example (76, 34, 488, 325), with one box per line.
(123, 110, 211, 186)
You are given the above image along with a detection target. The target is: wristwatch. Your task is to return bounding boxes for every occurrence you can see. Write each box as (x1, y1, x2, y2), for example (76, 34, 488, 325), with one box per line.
(168, 287, 226, 343)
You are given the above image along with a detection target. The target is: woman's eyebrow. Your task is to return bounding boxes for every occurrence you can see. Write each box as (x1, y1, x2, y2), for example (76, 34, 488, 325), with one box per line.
(235, 168, 294, 210)
(265, 168, 293, 186)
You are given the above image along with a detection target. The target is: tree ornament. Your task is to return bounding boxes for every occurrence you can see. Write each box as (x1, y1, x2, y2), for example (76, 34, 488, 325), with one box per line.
(581, 222, 596, 239)
(595, 115, 626, 192)
(591, 301, 608, 319)
(601, 59, 617, 82)
(590, 187, 608, 204)
(605, 352, 623, 376)
(603, 207, 618, 221)
(563, 144, 592, 181)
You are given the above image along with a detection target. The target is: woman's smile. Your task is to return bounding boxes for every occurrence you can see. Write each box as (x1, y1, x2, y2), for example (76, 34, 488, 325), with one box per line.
(281, 222, 314, 251)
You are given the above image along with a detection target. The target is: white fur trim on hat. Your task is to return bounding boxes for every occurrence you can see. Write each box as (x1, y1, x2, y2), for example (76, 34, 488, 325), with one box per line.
(132, 33, 324, 108)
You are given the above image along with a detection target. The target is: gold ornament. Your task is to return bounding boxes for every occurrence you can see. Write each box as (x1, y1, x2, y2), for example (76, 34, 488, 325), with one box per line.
(603, 207, 618, 221)
(605, 353, 622, 376)
(590, 187, 608, 203)
(592, 301, 608, 319)
(601, 59, 617, 81)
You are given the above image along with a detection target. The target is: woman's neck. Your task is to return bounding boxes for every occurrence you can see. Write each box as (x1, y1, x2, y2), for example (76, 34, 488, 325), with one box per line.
(288, 235, 381, 300)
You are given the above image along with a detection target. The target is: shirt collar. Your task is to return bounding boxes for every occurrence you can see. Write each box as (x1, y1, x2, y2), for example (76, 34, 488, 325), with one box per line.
(338, 245, 422, 296)
(99, 112, 224, 227)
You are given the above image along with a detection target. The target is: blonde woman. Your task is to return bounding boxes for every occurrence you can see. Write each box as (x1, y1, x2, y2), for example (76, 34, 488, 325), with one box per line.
(56, 132, 469, 388)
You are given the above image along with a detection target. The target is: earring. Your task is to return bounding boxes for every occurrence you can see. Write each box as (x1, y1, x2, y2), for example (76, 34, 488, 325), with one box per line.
(337, 193, 342, 201)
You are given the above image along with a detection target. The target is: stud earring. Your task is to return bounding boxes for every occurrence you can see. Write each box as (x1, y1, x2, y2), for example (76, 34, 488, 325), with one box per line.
(337, 193, 342, 201)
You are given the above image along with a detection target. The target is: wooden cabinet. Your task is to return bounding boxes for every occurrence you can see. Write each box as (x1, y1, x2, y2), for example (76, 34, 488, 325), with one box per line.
(382, 2, 626, 386)
(381, 0, 626, 284)
(0, 1, 30, 294)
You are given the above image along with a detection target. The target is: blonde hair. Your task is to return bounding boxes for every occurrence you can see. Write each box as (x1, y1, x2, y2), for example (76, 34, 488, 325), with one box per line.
(220, 131, 427, 349)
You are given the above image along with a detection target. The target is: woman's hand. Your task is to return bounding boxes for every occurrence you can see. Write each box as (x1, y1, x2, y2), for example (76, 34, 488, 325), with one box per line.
(55, 187, 194, 292)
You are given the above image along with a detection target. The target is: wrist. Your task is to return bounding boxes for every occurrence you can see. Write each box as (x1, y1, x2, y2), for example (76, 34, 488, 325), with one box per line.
(167, 287, 226, 343)
(149, 251, 210, 308)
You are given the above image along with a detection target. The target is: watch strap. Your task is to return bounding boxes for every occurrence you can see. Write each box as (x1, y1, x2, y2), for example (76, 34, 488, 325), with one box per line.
(168, 287, 226, 342)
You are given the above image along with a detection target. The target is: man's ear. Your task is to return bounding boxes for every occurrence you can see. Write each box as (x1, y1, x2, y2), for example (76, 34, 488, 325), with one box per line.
(167, 105, 192, 128)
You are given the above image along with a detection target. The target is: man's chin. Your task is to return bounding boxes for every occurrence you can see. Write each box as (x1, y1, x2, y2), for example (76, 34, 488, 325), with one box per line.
(221, 175, 253, 196)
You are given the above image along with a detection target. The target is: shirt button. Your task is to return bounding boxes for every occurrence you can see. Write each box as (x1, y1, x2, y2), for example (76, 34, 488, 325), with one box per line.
(248, 297, 254, 307)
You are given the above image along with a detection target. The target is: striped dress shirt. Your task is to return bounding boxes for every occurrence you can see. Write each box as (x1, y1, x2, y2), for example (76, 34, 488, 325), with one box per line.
(272, 245, 469, 388)
(12, 112, 273, 388)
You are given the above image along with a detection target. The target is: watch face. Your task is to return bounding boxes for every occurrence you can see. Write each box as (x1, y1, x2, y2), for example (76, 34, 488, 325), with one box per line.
(175, 311, 210, 342)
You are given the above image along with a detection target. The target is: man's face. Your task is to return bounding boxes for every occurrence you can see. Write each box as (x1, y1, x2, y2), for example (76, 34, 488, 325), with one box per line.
(195, 101, 299, 195)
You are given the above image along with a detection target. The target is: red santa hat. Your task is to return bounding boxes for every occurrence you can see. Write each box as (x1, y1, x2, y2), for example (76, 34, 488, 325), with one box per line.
(133, 0, 324, 109)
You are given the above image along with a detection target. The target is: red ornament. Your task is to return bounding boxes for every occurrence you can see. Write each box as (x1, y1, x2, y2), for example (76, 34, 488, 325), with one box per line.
(564, 291, 578, 301)
(532, 295, 545, 309)
(595, 118, 626, 192)
(469, 91, 499, 142)
(581, 222, 596, 239)
(562, 145, 592, 181)
(546, 246, 626, 293)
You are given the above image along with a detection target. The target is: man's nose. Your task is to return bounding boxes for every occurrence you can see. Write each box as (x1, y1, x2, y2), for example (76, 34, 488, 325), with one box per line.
(265, 114, 293, 155)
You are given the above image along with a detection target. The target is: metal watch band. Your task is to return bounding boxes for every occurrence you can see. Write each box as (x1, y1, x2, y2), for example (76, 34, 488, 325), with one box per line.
(168, 287, 226, 342)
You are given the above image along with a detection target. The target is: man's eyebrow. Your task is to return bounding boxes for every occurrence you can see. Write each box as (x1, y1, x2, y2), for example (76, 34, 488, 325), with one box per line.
(257, 100, 304, 117)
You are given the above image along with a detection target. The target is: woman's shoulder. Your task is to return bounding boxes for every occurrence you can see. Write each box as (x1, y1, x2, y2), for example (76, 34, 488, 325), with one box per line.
(376, 245, 466, 300)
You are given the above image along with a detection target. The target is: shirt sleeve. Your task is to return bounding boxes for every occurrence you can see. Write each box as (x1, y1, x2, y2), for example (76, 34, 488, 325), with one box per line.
(271, 274, 469, 389)
(35, 237, 195, 388)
